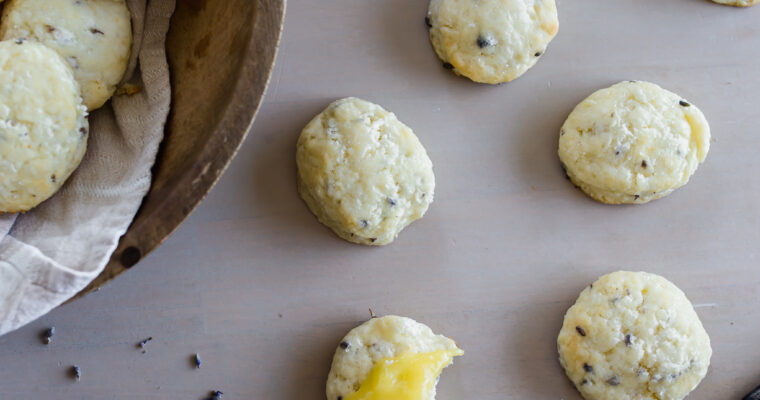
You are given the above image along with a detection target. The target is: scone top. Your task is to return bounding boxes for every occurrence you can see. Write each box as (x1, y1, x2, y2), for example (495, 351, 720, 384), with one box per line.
(428, 0, 559, 84)
(557, 271, 712, 400)
(559, 81, 711, 204)
(296, 98, 435, 246)
(0, 39, 88, 212)
(0, 0, 133, 110)
(326, 315, 462, 400)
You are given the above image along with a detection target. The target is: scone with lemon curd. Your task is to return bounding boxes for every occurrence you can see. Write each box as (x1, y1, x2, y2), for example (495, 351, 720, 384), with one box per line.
(558, 271, 712, 400)
(326, 315, 463, 400)
(711, 0, 758, 6)
(296, 98, 435, 246)
(0, 39, 89, 213)
(559, 81, 710, 204)
(427, 0, 559, 84)
(0, 0, 133, 110)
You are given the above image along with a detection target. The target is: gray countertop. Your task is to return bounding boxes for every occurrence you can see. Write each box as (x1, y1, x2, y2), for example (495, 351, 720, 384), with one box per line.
(1, 0, 759, 398)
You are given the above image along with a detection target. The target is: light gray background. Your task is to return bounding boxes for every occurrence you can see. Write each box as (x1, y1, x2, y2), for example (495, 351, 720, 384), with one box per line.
(1, 0, 758, 398)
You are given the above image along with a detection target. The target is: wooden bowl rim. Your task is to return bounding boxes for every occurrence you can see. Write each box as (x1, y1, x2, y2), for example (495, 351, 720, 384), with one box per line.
(74, 0, 286, 299)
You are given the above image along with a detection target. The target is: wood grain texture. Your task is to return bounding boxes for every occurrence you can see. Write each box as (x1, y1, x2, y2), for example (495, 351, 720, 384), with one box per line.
(75, 0, 286, 298)
(1, 0, 759, 399)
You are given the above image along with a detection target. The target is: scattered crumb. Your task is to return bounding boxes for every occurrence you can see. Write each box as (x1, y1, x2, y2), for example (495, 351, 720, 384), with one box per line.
(71, 365, 81, 382)
(138, 337, 153, 353)
(115, 83, 142, 96)
(42, 327, 55, 345)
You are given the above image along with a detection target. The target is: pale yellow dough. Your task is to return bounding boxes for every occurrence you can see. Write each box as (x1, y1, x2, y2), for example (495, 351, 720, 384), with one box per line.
(296, 98, 435, 246)
(558, 81, 710, 204)
(0, 0, 132, 110)
(558, 271, 712, 400)
(711, 0, 758, 6)
(428, 0, 559, 84)
(0, 40, 88, 213)
(326, 315, 461, 400)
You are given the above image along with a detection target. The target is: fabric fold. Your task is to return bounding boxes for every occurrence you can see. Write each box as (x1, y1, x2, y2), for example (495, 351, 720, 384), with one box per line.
(0, 0, 176, 336)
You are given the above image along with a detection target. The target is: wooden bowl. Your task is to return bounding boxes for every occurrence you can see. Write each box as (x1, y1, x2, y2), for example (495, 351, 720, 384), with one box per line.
(75, 0, 286, 297)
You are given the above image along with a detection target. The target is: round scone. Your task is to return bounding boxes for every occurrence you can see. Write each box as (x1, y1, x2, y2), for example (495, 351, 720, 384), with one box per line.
(558, 271, 712, 400)
(326, 315, 463, 400)
(427, 0, 559, 84)
(0, 39, 89, 213)
(558, 81, 711, 204)
(296, 98, 435, 246)
(711, 0, 758, 6)
(0, 0, 132, 110)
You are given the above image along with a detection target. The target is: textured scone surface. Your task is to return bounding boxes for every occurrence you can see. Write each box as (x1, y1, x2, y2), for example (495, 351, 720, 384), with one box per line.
(558, 271, 712, 400)
(428, 0, 558, 84)
(711, 0, 758, 6)
(0, 40, 88, 213)
(559, 81, 710, 204)
(0, 0, 132, 110)
(296, 97, 435, 246)
(326, 315, 461, 400)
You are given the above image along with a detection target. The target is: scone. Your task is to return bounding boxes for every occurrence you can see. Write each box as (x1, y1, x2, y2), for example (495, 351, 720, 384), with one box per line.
(0, 0, 132, 110)
(326, 315, 463, 400)
(558, 271, 712, 400)
(558, 81, 710, 204)
(711, 0, 758, 6)
(296, 98, 435, 246)
(0, 39, 89, 213)
(427, 0, 559, 84)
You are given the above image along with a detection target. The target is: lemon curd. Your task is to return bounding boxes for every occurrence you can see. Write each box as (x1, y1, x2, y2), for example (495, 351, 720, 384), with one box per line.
(344, 349, 463, 400)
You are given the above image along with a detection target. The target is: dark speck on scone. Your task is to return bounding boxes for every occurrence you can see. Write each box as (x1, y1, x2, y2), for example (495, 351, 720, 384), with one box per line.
(576, 326, 587, 336)
(442, 62, 454, 70)
(534, 51, 542, 57)
(606, 376, 620, 386)
(425, 16, 432, 28)
(339, 341, 350, 350)
(583, 363, 593, 373)
(679, 100, 690, 107)
(625, 334, 632, 346)
(361, 220, 369, 228)
(90, 28, 105, 35)
(387, 198, 397, 206)
(477, 35, 494, 49)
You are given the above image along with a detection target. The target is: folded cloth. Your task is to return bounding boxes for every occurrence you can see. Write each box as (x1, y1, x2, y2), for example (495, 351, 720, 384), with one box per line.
(0, 0, 176, 335)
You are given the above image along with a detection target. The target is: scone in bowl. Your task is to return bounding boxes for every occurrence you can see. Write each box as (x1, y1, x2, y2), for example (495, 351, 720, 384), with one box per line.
(73, 0, 286, 297)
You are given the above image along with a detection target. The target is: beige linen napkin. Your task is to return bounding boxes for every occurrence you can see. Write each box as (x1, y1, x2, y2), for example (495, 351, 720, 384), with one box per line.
(0, 0, 176, 335)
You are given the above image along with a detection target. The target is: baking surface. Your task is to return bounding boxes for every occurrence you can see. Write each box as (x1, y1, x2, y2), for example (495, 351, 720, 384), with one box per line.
(1, 0, 759, 398)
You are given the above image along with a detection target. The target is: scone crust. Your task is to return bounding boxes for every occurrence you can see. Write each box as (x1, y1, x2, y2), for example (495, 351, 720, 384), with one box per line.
(558, 271, 712, 400)
(428, 0, 559, 84)
(0, 40, 88, 213)
(296, 97, 435, 246)
(0, 0, 132, 110)
(711, 0, 758, 6)
(326, 315, 460, 400)
(559, 81, 710, 204)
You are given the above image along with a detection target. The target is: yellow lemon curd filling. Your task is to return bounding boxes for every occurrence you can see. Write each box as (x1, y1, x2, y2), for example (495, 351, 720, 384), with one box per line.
(345, 349, 464, 400)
